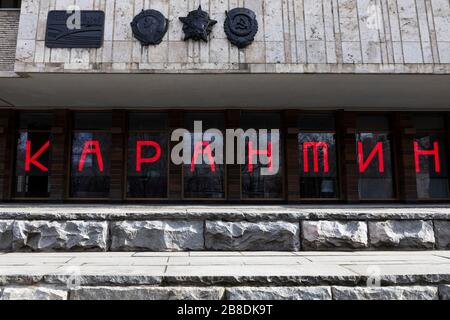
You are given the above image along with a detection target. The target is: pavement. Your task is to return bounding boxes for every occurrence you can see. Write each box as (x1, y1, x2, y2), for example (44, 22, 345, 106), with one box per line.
(1, 251, 450, 286)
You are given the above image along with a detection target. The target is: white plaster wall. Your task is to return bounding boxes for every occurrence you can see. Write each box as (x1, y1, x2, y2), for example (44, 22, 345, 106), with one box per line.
(14, 0, 450, 73)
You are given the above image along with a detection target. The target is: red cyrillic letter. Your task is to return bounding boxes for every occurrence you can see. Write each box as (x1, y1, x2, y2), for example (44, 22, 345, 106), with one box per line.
(190, 141, 216, 173)
(303, 142, 329, 173)
(414, 141, 440, 173)
(358, 141, 385, 173)
(25, 140, 50, 172)
(136, 141, 161, 172)
(247, 141, 273, 173)
(78, 140, 104, 172)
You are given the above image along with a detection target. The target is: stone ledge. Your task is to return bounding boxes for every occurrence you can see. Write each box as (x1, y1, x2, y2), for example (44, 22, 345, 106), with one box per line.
(1, 204, 450, 221)
(0, 251, 449, 291)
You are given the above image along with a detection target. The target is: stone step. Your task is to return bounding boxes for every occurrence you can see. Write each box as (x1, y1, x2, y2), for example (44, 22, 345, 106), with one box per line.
(0, 251, 449, 300)
(0, 205, 449, 252)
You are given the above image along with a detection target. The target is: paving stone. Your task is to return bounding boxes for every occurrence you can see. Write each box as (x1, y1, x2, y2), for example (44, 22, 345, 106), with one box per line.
(12, 221, 108, 252)
(0, 221, 14, 251)
(205, 221, 300, 251)
(434, 221, 450, 249)
(332, 286, 439, 300)
(0, 286, 67, 300)
(302, 221, 368, 250)
(368, 220, 435, 249)
(70, 286, 224, 300)
(227, 287, 332, 300)
(110, 220, 204, 251)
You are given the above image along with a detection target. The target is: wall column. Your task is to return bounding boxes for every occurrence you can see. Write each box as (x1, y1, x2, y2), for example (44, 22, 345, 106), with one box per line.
(50, 110, 69, 201)
(110, 110, 126, 202)
(393, 112, 418, 202)
(284, 110, 300, 201)
(338, 111, 359, 203)
(168, 110, 183, 200)
(0, 109, 13, 201)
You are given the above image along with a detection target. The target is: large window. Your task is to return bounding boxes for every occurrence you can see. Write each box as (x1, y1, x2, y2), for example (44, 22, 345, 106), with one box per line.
(183, 112, 225, 199)
(70, 112, 111, 198)
(298, 114, 339, 199)
(412, 115, 449, 199)
(241, 112, 283, 199)
(0, 0, 21, 8)
(127, 113, 168, 198)
(356, 115, 395, 199)
(14, 113, 53, 198)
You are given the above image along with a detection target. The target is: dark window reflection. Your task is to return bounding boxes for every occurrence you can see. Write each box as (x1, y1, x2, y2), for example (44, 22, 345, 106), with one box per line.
(127, 133, 168, 198)
(357, 133, 394, 199)
(241, 113, 283, 199)
(299, 133, 339, 198)
(183, 113, 225, 199)
(70, 132, 111, 198)
(14, 132, 51, 198)
(415, 133, 449, 199)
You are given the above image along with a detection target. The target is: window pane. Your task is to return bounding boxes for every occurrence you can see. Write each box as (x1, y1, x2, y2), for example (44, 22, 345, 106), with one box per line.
(241, 113, 283, 199)
(357, 133, 394, 199)
(127, 133, 168, 198)
(19, 113, 53, 130)
(74, 112, 112, 130)
(298, 114, 335, 131)
(14, 132, 51, 197)
(129, 113, 168, 131)
(299, 133, 339, 198)
(70, 132, 111, 198)
(412, 114, 445, 131)
(356, 115, 390, 131)
(415, 133, 449, 199)
(183, 113, 225, 199)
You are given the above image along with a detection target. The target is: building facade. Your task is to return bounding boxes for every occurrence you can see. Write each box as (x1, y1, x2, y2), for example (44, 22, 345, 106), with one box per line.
(0, 0, 450, 204)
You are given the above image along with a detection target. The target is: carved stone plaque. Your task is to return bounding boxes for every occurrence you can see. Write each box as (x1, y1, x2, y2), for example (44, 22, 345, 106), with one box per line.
(45, 11, 105, 48)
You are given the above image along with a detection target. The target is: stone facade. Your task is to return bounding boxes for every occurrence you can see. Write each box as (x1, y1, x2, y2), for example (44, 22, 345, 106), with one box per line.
(0, 10, 20, 72)
(13, 0, 450, 74)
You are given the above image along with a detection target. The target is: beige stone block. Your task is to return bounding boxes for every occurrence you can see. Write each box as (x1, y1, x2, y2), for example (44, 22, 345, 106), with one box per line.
(18, 14, 38, 41)
(148, 41, 168, 63)
(306, 40, 326, 63)
(245, 42, 265, 64)
(437, 42, 450, 63)
(342, 41, 362, 63)
(112, 41, 132, 63)
(168, 41, 188, 63)
(265, 41, 285, 63)
(361, 41, 382, 63)
(402, 41, 423, 63)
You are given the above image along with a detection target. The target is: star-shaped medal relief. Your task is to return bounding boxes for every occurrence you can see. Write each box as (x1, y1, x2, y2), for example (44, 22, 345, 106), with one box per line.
(179, 6, 217, 42)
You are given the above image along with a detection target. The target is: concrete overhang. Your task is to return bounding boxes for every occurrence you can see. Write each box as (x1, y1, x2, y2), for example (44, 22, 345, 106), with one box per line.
(0, 73, 450, 110)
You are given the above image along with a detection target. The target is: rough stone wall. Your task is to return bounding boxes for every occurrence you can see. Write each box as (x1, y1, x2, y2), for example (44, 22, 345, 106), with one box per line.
(14, 0, 450, 73)
(0, 10, 20, 72)
(1, 285, 449, 300)
(0, 218, 449, 252)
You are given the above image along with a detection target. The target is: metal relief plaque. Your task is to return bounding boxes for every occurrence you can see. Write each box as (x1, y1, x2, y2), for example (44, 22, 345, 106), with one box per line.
(131, 9, 169, 46)
(45, 10, 105, 48)
(224, 8, 258, 48)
